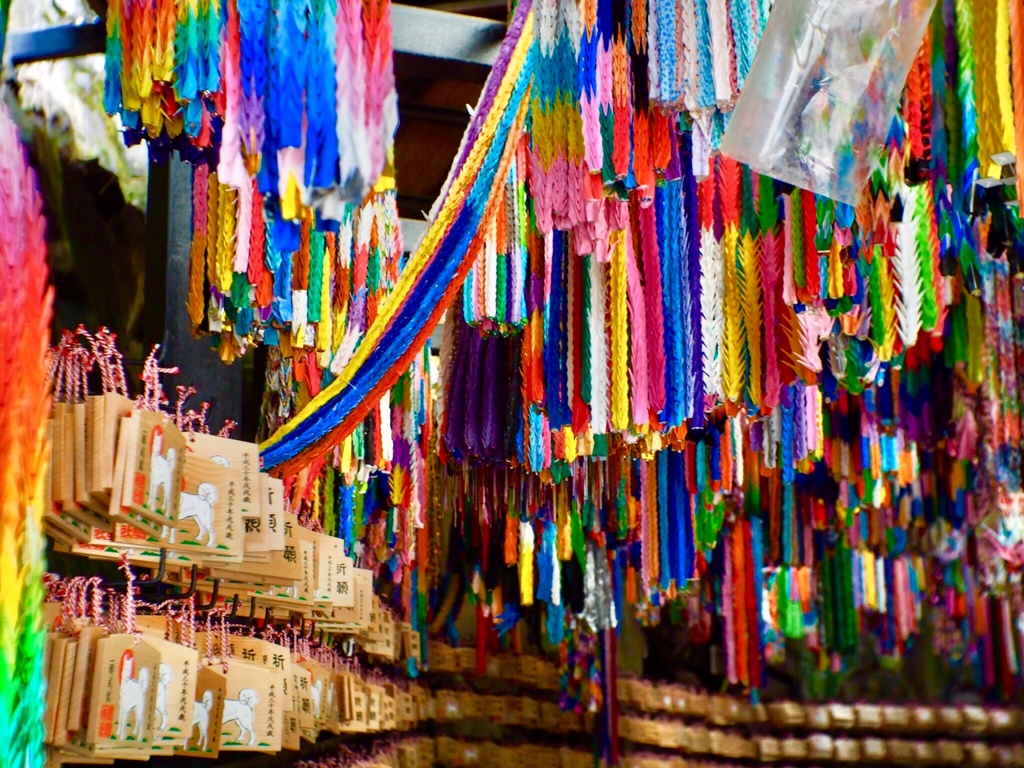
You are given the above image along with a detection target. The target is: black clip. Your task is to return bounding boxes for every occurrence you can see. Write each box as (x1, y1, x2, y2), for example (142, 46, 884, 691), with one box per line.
(227, 595, 259, 624)
(241, 596, 257, 621)
(195, 579, 220, 611)
(255, 606, 274, 637)
(177, 565, 199, 600)
(138, 564, 198, 604)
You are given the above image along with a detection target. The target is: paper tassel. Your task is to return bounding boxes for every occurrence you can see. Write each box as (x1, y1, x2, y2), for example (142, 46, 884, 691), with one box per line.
(719, 157, 744, 404)
(893, 188, 923, 350)
(699, 175, 723, 400)
(610, 230, 630, 431)
(590, 255, 610, 433)
(626, 230, 651, 427)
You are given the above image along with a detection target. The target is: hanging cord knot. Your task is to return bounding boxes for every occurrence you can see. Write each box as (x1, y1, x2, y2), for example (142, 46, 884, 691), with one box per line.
(136, 345, 180, 412)
(118, 554, 142, 642)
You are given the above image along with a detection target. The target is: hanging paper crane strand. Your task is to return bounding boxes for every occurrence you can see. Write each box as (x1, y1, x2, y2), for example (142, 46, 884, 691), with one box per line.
(260, 0, 536, 473)
(0, 103, 52, 768)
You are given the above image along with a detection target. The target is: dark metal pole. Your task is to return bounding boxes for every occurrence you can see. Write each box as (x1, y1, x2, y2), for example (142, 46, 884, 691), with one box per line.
(147, 157, 243, 432)
(4, 21, 105, 66)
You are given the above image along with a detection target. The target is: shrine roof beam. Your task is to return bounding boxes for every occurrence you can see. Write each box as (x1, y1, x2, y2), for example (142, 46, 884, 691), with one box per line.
(6, 5, 504, 81)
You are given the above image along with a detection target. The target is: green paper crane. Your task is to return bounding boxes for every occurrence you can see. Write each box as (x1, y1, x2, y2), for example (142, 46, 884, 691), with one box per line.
(0, 0, 9, 62)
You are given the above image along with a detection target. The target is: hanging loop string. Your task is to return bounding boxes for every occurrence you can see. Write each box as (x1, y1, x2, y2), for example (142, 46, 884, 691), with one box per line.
(219, 611, 231, 673)
(118, 554, 141, 641)
(136, 345, 180, 412)
(179, 595, 196, 649)
(88, 576, 106, 629)
(98, 327, 130, 396)
(174, 385, 197, 431)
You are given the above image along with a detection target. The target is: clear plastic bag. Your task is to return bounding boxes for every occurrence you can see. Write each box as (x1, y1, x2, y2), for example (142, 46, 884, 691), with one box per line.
(720, 0, 936, 204)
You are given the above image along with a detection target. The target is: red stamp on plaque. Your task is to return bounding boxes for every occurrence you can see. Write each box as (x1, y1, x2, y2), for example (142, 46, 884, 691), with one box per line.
(98, 704, 114, 739)
(132, 472, 146, 507)
(117, 524, 148, 541)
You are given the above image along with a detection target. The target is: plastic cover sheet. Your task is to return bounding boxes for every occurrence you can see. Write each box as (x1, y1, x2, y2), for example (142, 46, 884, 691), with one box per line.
(720, 0, 937, 204)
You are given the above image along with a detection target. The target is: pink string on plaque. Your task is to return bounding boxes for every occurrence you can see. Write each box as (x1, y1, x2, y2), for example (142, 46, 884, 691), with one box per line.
(97, 327, 129, 396)
(174, 385, 198, 431)
(88, 576, 106, 630)
(181, 596, 197, 649)
(302, 628, 312, 661)
(43, 573, 64, 604)
(136, 345, 180, 412)
(60, 576, 86, 631)
(118, 554, 141, 641)
(77, 326, 111, 393)
(106, 587, 121, 633)
(51, 333, 73, 404)
(68, 347, 81, 405)
(74, 346, 94, 403)
(219, 610, 231, 672)
(69, 328, 96, 399)
(204, 610, 217, 666)
(45, 346, 62, 394)
(196, 403, 212, 432)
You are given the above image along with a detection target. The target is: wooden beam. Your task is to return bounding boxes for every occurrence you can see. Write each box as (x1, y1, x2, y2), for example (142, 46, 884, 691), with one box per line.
(4, 20, 104, 66)
(7, 6, 505, 82)
(429, 0, 508, 16)
(392, 4, 505, 82)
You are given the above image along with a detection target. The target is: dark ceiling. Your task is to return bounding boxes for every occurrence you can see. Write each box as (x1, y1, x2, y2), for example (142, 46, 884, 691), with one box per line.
(393, 1, 506, 217)
(78, 0, 506, 219)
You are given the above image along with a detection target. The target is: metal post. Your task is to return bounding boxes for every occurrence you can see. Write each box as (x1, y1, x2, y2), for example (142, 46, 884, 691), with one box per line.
(147, 157, 244, 431)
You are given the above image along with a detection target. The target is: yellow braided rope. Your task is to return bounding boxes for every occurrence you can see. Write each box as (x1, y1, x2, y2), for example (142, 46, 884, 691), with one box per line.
(339, 14, 532, 378)
(879, 252, 897, 362)
(262, 16, 535, 451)
(738, 230, 761, 408)
(994, 0, 1017, 158)
(317, 238, 333, 357)
(722, 223, 744, 404)
(217, 182, 237, 294)
(974, 0, 1002, 176)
